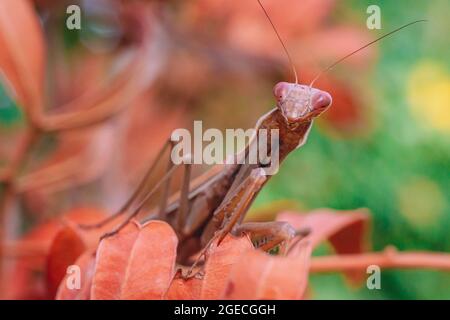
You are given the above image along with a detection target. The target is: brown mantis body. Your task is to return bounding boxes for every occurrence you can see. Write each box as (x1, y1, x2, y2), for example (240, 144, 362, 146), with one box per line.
(83, 82, 331, 264)
(81, 1, 425, 272)
(157, 83, 331, 262)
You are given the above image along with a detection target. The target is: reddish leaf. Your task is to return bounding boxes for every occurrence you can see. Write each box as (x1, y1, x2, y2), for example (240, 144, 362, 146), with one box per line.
(46, 223, 86, 298)
(308, 70, 371, 137)
(1, 207, 109, 299)
(165, 272, 202, 300)
(294, 27, 376, 69)
(166, 234, 311, 300)
(0, 220, 60, 299)
(61, 208, 115, 246)
(0, 0, 45, 111)
(189, 0, 336, 57)
(200, 235, 254, 299)
(165, 235, 253, 300)
(55, 251, 96, 300)
(16, 125, 114, 195)
(222, 240, 312, 299)
(37, 4, 160, 132)
(91, 220, 178, 300)
(277, 209, 370, 252)
(277, 209, 371, 283)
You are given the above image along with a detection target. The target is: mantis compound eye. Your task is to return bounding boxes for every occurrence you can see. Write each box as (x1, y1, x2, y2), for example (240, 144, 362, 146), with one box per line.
(273, 82, 290, 101)
(311, 90, 332, 112)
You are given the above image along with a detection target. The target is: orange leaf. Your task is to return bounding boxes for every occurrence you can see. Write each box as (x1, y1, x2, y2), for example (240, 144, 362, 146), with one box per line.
(222, 240, 312, 299)
(165, 272, 202, 300)
(45, 223, 86, 298)
(0, 0, 45, 111)
(0, 220, 60, 299)
(1, 207, 108, 299)
(277, 209, 370, 252)
(277, 208, 371, 283)
(91, 220, 178, 300)
(200, 235, 254, 299)
(165, 235, 253, 300)
(55, 251, 96, 300)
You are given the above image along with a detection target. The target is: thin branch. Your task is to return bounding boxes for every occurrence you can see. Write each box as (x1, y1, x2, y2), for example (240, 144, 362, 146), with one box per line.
(35, 48, 146, 132)
(33, 7, 160, 133)
(310, 246, 450, 272)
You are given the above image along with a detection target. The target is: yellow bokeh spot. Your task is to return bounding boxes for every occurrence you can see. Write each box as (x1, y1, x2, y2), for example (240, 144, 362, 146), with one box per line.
(407, 60, 450, 133)
(397, 177, 445, 230)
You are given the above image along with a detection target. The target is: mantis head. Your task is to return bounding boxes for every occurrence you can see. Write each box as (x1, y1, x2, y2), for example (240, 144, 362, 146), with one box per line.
(273, 82, 332, 125)
(258, 0, 424, 127)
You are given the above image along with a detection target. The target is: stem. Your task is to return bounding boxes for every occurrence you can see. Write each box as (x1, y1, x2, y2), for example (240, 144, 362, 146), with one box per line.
(310, 246, 450, 273)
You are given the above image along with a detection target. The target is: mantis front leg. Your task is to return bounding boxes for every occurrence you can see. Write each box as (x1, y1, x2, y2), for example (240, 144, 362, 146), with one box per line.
(187, 168, 267, 275)
(234, 221, 310, 255)
(201, 167, 267, 246)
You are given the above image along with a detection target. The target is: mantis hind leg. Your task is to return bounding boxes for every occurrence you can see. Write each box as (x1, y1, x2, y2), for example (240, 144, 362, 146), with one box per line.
(98, 160, 188, 240)
(79, 139, 175, 230)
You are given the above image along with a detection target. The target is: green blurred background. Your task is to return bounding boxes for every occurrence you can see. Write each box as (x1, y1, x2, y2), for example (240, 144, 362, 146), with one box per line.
(252, 0, 450, 299)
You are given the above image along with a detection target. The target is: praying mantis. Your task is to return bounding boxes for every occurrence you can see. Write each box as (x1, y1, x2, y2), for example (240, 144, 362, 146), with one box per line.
(81, 1, 425, 272)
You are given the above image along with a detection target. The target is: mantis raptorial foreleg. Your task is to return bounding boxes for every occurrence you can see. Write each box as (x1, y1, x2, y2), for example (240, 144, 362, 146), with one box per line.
(217, 170, 268, 243)
(200, 168, 266, 245)
(234, 221, 310, 255)
(186, 168, 267, 275)
(185, 168, 309, 277)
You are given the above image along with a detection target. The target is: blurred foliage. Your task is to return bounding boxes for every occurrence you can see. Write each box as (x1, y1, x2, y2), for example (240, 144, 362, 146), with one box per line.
(252, 0, 450, 299)
(0, 85, 23, 126)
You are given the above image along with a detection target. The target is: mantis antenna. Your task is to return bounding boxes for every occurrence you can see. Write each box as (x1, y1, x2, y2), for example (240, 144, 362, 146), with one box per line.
(257, 0, 299, 84)
(309, 19, 427, 87)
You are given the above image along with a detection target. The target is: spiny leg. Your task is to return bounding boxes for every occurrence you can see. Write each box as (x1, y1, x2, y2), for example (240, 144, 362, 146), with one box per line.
(79, 139, 174, 230)
(187, 168, 267, 276)
(233, 221, 310, 255)
(176, 163, 192, 231)
(216, 133, 278, 215)
(223, 138, 259, 201)
(158, 147, 175, 218)
(100, 157, 192, 240)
